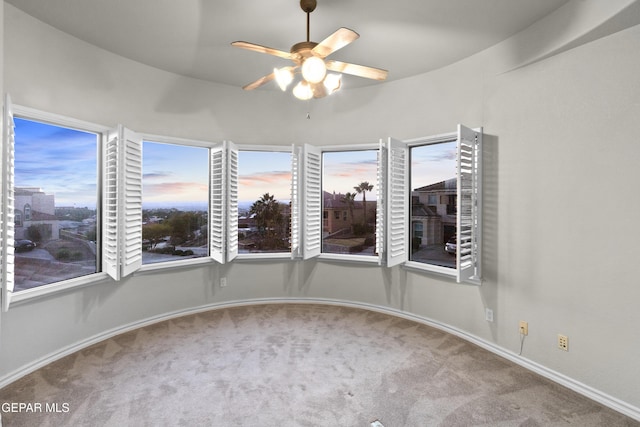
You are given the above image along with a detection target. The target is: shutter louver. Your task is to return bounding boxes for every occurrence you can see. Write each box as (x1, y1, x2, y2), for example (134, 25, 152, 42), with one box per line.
(290, 145, 301, 259)
(103, 131, 120, 280)
(456, 124, 482, 284)
(210, 145, 225, 263)
(2, 95, 16, 311)
(303, 144, 322, 259)
(386, 137, 409, 267)
(120, 127, 143, 278)
(226, 141, 239, 262)
(375, 139, 386, 265)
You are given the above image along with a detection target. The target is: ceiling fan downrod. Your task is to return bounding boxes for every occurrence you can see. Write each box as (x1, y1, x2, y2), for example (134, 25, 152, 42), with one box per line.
(300, 0, 317, 42)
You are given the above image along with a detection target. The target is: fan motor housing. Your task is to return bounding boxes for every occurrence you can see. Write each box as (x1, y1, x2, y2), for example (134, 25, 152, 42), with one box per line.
(290, 41, 318, 62)
(300, 0, 317, 13)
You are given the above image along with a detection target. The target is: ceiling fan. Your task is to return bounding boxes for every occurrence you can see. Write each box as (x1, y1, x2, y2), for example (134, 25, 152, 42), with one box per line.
(231, 0, 388, 100)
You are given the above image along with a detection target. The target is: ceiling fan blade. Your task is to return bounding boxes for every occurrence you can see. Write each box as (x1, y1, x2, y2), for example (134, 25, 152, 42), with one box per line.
(312, 28, 359, 58)
(326, 60, 388, 81)
(243, 72, 276, 91)
(231, 41, 292, 60)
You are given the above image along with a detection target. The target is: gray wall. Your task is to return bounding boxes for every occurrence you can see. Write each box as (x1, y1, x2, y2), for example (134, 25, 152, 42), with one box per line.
(2, 2, 640, 415)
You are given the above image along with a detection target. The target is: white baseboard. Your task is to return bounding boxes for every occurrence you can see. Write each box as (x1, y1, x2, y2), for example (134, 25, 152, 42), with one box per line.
(1, 297, 638, 422)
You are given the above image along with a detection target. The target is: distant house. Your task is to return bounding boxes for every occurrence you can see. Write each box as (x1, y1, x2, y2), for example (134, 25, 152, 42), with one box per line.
(411, 178, 457, 245)
(323, 191, 376, 235)
(14, 187, 60, 240)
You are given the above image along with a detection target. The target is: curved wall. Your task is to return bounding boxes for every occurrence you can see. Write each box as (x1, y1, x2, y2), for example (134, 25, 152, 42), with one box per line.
(2, 1, 640, 418)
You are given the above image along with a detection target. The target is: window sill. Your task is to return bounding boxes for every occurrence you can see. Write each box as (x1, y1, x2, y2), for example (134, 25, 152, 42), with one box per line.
(137, 257, 214, 274)
(402, 261, 457, 279)
(235, 253, 292, 262)
(10, 272, 111, 306)
(318, 253, 381, 265)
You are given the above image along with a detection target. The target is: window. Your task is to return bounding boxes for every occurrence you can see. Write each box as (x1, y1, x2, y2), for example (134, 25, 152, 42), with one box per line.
(413, 222, 423, 238)
(321, 150, 379, 257)
(0, 96, 483, 313)
(10, 114, 100, 292)
(237, 150, 292, 255)
(409, 140, 458, 268)
(383, 125, 482, 284)
(142, 141, 210, 265)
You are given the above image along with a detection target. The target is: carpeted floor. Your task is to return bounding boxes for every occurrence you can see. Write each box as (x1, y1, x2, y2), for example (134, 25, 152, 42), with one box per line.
(0, 304, 637, 426)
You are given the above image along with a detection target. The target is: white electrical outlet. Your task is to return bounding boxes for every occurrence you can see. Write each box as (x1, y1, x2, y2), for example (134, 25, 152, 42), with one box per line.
(519, 321, 528, 336)
(485, 308, 494, 322)
(220, 277, 227, 287)
(558, 334, 568, 351)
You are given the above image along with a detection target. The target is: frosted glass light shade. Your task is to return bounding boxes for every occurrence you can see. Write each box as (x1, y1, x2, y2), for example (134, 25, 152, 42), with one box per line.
(274, 67, 294, 91)
(301, 57, 327, 84)
(324, 73, 342, 94)
(292, 81, 313, 100)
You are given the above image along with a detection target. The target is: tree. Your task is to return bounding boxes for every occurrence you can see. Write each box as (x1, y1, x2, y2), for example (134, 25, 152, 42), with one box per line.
(353, 181, 374, 227)
(143, 223, 171, 249)
(250, 193, 285, 249)
(167, 211, 205, 247)
(341, 192, 357, 233)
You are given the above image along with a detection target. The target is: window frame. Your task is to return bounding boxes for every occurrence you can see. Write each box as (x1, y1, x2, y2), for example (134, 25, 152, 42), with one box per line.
(400, 126, 482, 284)
(137, 134, 216, 272)
(233, 144, 296, 261)
(316, 143, 383, 265)
(6, 103, 112, 306)
(1, 99, 483, 311)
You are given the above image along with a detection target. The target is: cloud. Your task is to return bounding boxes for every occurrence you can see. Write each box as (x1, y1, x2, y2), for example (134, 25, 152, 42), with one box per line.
(239, 171, 291, 186)
(143, 171, 173, 180)
(325, 161, 377, 179)
(144, 181, 208, 194)
(427, 150, 457, 161)
(142, 182, 209, 204)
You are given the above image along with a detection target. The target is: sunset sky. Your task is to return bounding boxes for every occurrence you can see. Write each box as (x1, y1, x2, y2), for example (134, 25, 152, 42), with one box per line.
(238, 150, 292, 206)
(143, 141, 209, 208)
(411, 140, 458, 189)
(323, 150, 378, 200)
(14, 116, 458, 212)
(14, 117, 99, 209)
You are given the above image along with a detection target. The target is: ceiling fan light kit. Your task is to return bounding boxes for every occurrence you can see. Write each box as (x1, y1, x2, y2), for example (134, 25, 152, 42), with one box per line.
(231, 0, 387, 100)
(301, 56, 326, 84)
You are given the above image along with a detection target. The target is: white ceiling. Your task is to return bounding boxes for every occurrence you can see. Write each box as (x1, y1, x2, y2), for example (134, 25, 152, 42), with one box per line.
(6, 0, 571, 90)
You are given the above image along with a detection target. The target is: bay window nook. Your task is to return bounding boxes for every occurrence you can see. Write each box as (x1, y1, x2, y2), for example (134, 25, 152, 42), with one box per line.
(1, 2, 639, 422)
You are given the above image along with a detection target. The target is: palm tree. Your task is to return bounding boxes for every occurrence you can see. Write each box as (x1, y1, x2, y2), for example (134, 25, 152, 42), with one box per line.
(353, 181, 374, 228)
(250, 193, 284, 249)
(250, 193, 282, 236)
(341, 192, 357, 233)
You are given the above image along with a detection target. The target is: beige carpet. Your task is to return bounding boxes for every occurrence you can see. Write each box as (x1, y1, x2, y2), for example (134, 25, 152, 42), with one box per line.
(0, 304, 637, 426)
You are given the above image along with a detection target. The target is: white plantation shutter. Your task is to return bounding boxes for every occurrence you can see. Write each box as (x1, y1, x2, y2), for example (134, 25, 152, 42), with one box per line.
(209, 145, 225, 263)
(386, 137, 409, 267)
(375, 139, 386, 265)
(2, 95, 16, 311)
(120, 126, 143, 278)
(302, 144, 322, 259)
(102, 125, 142, 280)
(290, 145, 302, 259)
(226, 141, 239, 262)
(456, 125, 482, 284)
(103, 131, 120, 280)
